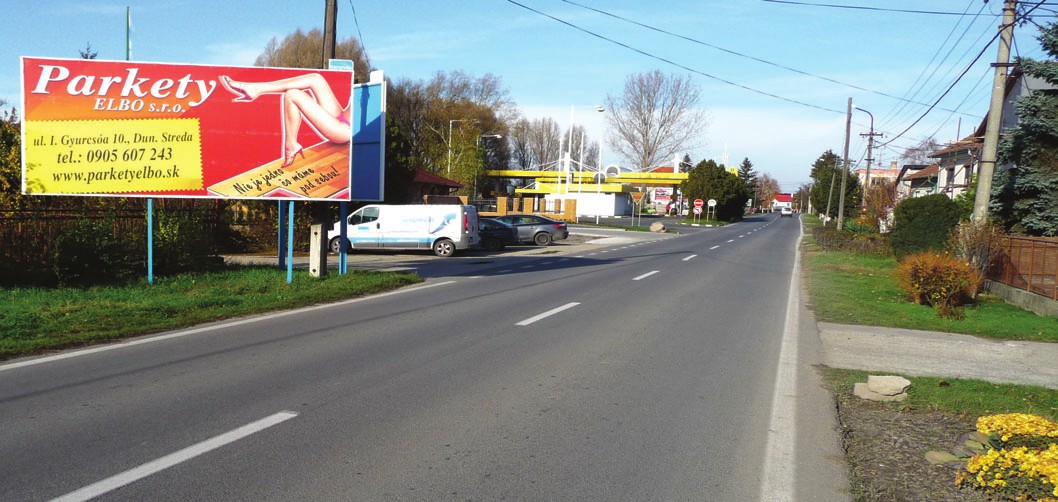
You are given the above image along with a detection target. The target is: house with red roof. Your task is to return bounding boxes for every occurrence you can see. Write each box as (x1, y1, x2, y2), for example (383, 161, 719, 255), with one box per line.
(772, 193, 794, 212)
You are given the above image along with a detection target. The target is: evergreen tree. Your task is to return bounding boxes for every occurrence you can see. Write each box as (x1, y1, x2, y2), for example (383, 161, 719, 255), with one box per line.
(808, 150, 861, 219)
(737, 157, 758, 190)
(680, 160, 748, 222)
(737, 157, 758, 206)
(995, 21, 1058, 236)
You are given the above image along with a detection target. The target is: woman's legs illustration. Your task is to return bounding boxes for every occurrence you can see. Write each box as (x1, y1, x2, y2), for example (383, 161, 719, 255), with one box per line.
(220, 73, 351, 166)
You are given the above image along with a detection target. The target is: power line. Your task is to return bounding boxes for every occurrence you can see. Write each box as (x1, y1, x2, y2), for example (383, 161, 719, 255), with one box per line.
(503, 0, 844, 114)
(761, 0, 1010, 16)
(878, 0, 991, 131)
(878, 1, 1050, 149)
(562, 0, 981, 118)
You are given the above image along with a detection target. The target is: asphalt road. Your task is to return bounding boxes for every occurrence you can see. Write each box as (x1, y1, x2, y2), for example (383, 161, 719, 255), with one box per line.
(0, 213, 846, 501)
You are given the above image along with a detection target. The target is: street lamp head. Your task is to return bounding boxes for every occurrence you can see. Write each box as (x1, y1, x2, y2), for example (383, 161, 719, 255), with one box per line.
(595, 105, 605, 113)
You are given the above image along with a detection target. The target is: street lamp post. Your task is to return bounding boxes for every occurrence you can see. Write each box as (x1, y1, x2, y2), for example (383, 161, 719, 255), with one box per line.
(474, 134, 504, 202)
(447, 119, 476, 176)
(565, 105, 605, 194)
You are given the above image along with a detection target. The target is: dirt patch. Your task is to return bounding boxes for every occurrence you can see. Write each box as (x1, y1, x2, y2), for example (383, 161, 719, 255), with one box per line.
(835, 393, 989, 501)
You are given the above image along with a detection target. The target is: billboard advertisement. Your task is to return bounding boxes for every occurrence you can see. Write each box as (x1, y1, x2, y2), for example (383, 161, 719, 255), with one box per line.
(21, 57, 358, 200)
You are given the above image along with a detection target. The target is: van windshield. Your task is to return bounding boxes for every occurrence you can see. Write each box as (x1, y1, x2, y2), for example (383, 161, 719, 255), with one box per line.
(350, 207, 380, 225)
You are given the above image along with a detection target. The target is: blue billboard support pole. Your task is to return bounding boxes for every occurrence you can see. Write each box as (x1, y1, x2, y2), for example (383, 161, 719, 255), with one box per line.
(286, 201, 295, 284)
(146, 199, 153, 285)
(129, 7, 154, 285)
(339, 201, 348, 274)
(278, 201, 288, 269)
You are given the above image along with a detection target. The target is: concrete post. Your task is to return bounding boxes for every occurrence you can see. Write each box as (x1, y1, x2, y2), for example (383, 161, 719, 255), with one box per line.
(309, 223, 328, 278)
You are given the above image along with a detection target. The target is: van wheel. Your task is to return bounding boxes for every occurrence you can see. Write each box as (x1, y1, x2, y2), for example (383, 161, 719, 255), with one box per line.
(534, 232, 553, 246)
(328, 237, 346, 253)
(433, 238, 456, 257)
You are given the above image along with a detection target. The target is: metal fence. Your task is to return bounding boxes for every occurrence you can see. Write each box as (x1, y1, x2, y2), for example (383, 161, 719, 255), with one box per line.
(990, 235, 1058, 301)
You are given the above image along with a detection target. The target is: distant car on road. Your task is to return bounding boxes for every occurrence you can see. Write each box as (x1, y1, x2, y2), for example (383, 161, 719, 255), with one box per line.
(490, 214, 569, 246)
(477, 218, 520, 251)
(780, 207, 794, 218)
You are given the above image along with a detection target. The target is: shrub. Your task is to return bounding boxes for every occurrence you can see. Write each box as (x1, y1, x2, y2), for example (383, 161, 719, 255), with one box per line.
(812, 225, 891, 255)
(845, 216, 877, 233)
(53, 214, 141, 286)
(154, 207, 218, 275)
(890, 194, 961, 258)
(896, 252, 982, 318)
(949, 220, 1005, 277)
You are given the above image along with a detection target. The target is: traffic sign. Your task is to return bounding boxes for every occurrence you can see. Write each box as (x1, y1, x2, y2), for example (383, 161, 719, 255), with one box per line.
(693, 206, 703, 215)
(693, 199, 704, 208)
(708, 199, 717, 207)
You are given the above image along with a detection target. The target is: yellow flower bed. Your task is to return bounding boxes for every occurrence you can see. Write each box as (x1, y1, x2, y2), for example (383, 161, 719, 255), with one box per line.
(962, 414, 1058, 501)
(978, 413, 1058, 442)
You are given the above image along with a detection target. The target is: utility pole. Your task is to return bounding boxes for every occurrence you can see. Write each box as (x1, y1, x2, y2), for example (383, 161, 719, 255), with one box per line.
(322, 0, 337, 66)
(309, 0, 339, 279)
(972, 0, 1017, 223)
(837, 97, 853, 230)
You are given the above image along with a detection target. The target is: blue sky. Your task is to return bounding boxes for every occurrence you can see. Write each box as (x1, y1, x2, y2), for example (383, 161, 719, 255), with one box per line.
(4, 0, 1049, 192)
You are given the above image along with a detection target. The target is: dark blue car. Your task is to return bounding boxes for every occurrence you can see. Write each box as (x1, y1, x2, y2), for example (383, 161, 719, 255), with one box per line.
(477, 217, 520, 251)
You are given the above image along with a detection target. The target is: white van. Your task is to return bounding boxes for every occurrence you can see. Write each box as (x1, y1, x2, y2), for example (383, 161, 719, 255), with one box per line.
(328, 204, 480, 257)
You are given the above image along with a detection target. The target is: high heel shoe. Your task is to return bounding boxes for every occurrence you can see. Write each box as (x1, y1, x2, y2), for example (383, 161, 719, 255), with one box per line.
(219, 75, 253, 102)
(282, 145, 305, 167)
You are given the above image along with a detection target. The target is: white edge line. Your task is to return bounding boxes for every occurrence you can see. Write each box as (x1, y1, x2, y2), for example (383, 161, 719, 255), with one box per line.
(1, 281, 458, 373)
(49, 411, 299, 502)
(682, 254, 697, 262)
(516, 302, 580, 326)
(632, 270, 659, 281)
(759, 218, 803, 502)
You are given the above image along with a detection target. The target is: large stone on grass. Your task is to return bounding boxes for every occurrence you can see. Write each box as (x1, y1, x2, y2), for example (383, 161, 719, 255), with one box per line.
(649, 222, 666, 233)
(867, 375, 912, 396)
(854, 382, 907, 402)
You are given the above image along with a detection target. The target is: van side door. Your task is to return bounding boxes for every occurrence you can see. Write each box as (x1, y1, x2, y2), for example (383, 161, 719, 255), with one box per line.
(346, 206, 381, 248)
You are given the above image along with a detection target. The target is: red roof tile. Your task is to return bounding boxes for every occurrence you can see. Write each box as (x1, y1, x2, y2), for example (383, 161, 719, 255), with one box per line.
(413, 169, 463, 187)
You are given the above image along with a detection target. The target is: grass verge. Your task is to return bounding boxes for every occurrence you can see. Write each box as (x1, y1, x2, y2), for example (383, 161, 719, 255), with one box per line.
(0, 267, 422, 359)
(823, 368, 1058, 421)
(800, 220, 1057, 343)
(802, 215, 1058, 500)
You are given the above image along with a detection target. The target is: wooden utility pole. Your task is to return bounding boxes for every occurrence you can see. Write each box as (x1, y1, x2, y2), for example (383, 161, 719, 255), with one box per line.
(837, 98, 853, 230)
(972, 0, 1017, 223)
(309, 0, 339, 278)
(323, 0, 338, 65)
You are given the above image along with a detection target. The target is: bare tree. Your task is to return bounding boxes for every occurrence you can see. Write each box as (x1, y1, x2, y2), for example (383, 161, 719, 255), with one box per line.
(254, 28, 370, 82)
(757, 173, 780, 211)
(900, 137, 942, 165)
(508, 117, 562, 170)
(565, 124, 600, 171)
(604, 70, 706, 171)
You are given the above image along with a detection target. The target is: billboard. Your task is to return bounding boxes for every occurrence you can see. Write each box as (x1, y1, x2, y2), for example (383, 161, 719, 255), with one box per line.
(21, 57, 359, 200)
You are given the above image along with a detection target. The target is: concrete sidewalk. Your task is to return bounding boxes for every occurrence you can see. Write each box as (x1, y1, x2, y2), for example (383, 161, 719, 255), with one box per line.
(818, 322, 1058, 389)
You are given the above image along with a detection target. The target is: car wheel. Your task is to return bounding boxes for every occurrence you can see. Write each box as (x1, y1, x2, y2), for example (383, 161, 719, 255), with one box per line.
(534, 232, 553, 246)
(433, 238, 456, 257)
(482, 237, 502, 252)
(328, 237, 346, 253)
